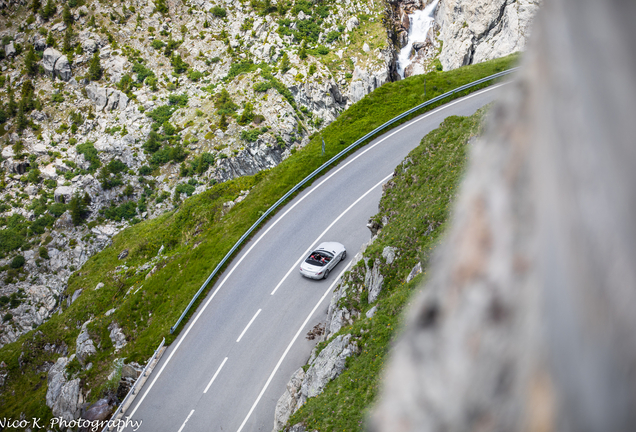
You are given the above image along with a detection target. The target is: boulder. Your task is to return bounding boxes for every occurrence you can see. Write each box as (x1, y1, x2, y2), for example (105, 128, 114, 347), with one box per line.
(41, 163, 58, 180)
(46, 357, 69, 409)
(273, 368, 305, 432)
(85, 83, 109, 110)
(4, 41, 15, 57)
(52, 378, 81, 421)
(346, 16, 359, 32)
(42, 48, 63, 77)
(54, 55, 72, 81)
(382, 246, 397, 265)
(75, 321, 96, 365)
(108, 322, 127, 352)
(83, 398, 112, 422)
(405, 262, 422, 283)
(298, 334, 357, 404)
(365, 258, 384, 303)
(54, 186, 74, 204)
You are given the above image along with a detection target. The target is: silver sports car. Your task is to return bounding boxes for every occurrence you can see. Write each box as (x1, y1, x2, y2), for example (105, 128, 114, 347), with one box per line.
(299, 242, 347, 280)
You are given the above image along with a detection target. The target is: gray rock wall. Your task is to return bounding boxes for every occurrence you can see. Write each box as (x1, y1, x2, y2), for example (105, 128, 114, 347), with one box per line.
(437, 0, 540, 70)
(370, 0, 636, 430)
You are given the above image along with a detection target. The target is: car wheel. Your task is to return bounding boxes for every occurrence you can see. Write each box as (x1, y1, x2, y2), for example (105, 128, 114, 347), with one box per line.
(323, 269, 330, 279)
(341, 250, 346, 262)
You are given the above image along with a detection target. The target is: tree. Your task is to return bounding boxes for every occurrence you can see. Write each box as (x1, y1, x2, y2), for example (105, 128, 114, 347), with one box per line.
(238, 102, 255, 125)
(155, 0, 168, 14)
(7, 83, 16, 117)
(299, 41, 307, 60)
(219, 113, 228, 131)
(15, 106, 28, 132)
(279, 52, 290, 74)
(40, 0, 56, 20)
(31, 0, 41, 13)
(63, 27, 74, 54)
(88, 52, 102, 80)
(62, 4, 73, 25)
(24, 45, 38, 76)
(69, 193, 89, 226)
(46, 32, 56, 47)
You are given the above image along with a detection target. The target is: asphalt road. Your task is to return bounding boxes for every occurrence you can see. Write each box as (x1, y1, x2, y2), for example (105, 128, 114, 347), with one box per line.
(123, 83, 507, 432)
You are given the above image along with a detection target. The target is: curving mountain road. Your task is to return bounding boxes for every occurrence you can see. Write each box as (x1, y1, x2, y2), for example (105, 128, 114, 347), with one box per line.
(123, 83, 508, 432)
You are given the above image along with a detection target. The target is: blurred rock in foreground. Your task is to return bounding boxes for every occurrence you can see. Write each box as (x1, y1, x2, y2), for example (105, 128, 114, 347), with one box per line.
(369, 0, 636, 431)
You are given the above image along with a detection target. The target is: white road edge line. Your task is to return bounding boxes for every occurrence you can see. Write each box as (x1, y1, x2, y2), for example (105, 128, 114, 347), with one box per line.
(177, 409, 194, 432)
(236, 309, 262, 342)
(203, 357, 228, 394)
(271, 173, 393, 295)
(236, 263, 352, 432)
(126, 83, 507, 421)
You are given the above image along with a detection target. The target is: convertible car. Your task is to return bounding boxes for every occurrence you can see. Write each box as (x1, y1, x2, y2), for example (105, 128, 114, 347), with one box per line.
(299, 242, 346, 280)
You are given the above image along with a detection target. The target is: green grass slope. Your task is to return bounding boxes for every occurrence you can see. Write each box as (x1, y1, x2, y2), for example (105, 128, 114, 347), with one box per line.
(287, 107, 489, 431)
(0, 54, 515, 422)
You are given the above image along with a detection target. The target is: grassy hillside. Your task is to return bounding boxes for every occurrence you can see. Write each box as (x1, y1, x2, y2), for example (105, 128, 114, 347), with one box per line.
(0, 54, 516, 422)
(287, 107, 489, 430)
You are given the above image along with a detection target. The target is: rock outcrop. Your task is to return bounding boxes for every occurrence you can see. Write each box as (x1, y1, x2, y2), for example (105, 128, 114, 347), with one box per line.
(437, 0, 540, 70)
(273, 334, 358, 431)
(42, 48, 72, 81)
(46, 356, 82, 422)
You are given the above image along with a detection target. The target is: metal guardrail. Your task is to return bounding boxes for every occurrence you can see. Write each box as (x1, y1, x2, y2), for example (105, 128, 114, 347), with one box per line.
(106, 337, 165, 431)
(170, 67, 518, 333)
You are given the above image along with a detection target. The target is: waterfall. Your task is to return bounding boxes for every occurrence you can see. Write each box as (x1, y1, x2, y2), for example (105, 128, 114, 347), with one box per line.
(396, 0, 439, 78)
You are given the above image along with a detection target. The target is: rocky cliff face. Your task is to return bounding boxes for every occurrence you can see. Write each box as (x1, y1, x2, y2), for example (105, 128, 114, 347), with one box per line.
(0, 0, 395, 347)
(437, 0, 540, 70)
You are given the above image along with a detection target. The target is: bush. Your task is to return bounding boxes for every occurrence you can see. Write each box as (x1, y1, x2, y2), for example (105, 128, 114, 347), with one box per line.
(211, 6, 226, 17)
(325, 30, 340, 44)
(39, 246, 49, 259)
(147, 105, 177, 125)
(76, 141, 101, 172)
(316, 45, 329, 55)
(155, 0, 168, 14)
(10, 255, 25, 269)
(253, 81, 272, 92)
(151, 39, 165, 50)
(132, 63, 155, 83)
(103, 201, 137, 220)
(175, 183, 195, 197)
(240, 128, 262, 142)
(139, 165, 153, 175)
(168, 93, 189, 107)
(238, 102, 255, 125)
(187, 69, 203, 81)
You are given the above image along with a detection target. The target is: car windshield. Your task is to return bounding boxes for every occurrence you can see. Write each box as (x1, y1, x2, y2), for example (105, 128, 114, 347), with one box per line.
(305, 250, 333, 267)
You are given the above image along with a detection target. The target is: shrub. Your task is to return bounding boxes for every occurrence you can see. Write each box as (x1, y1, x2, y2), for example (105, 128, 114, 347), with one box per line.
(10, 255, 25, 269)
(103, 201, 137, 220)
(151, 39, 165, 50)
(316, 45, 329, 55)
(215, 89, 238, 115)
(39, 246, 49, 259)
(175, 183, 195, 197)
(132, 63, 155, 83)
(168, 93, 189, 107)
(253, 81, 272, 92)
(139, 165, 153, 175)
(187, 69, 203, 81)
(88, 52, 102, 80)
(211, 6, 226, 18)
(325, 30, 340, 44)
(238, 102, 255, 125)
(76, 141, 101, 172)
(155, 0, 168, 14)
